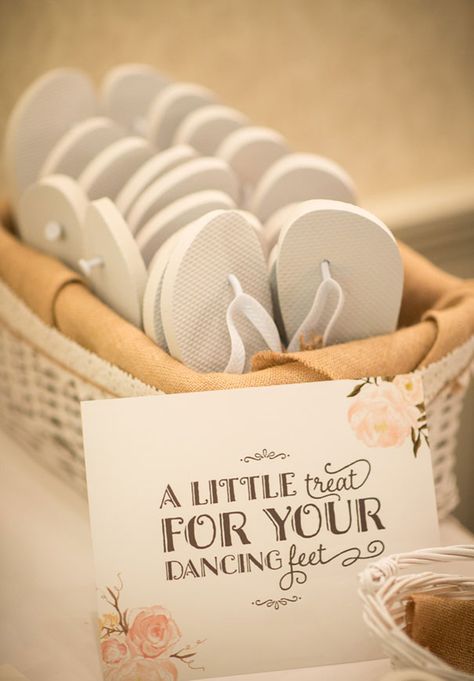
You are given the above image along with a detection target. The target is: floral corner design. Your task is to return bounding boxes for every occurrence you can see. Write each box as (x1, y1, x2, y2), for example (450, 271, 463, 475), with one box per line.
(99, 575, 204, 680)
(346, 373, 428, 456)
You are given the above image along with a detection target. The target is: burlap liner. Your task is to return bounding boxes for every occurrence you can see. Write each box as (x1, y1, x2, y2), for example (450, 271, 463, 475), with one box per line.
(406, 594, 474, 674)
(0, 213, 473, 394)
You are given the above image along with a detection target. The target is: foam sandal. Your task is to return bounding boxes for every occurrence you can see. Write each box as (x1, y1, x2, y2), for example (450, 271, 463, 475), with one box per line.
(101, 63, 170, 134)
(40, 117, 125, 179)
(79, 198, 147, 327)
(216, 126, 289, 197)
(137, 189, 235, 266)
(146, 82, 217, 149)
(115, 145, 197, 217)
(250, 152, 357, 222)
(160, 210, 280, 372)
(78, 136, 154, 201)
(273, 200, 403, 349)
(173, 104, 248, 155)
(142, 229, 187, 350)
(127, 157, 239, 234)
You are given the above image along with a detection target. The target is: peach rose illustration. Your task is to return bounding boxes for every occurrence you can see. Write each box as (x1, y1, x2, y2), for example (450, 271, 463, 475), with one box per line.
(393, 373, 424, 405)
(348, 381, 419, 448)
(105, 657, 177, 681)
(127, 606, 180, 659)
(99, 577, 203, 674)
(101, 637, 129, 666)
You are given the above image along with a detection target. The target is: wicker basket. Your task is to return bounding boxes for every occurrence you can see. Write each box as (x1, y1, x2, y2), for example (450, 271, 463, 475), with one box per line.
(359, 545, 474, 681)
(0, 232, 473, 511)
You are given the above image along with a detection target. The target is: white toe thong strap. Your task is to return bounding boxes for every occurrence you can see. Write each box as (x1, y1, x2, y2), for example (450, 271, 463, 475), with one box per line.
(287, 260, 345, 352)
(225, 274, 282, 374)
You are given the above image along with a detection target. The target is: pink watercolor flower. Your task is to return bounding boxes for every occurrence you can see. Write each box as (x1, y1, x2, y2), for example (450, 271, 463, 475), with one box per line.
(101, 637, 129, 666)
(127, 606, 180, 659)
(348, 382, 419, 448)
(393, 373, 424, 405)
(105, 657, 177, 681)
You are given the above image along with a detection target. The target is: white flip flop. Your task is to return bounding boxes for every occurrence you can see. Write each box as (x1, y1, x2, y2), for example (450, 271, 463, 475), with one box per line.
(233, 209, 267, 257)
(268, 242, 285, 339)
(274, 200, 403, 349)
(160, 210, 281, 373)
(263, 203, 299, 252)
(142, 229, 186, 350)
(78, 136, 154, 200)
(115, 144, 197, 217)
(216, 126, 289, 194)
(17, 174, 88, 271)
(250, 153, 357, 222)
(40, 117, 125, 179)
(137, 189, 235, 266)
(127, 157, 239, 234)
(79, 198, 147, 327)
(146, 83, 217, 149)
(101, 63, 170, 134)
(173, 104, 248, 154)
(4, 68, 97, 207)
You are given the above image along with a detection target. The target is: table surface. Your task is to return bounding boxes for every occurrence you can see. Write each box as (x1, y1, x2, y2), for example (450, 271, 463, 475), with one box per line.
(1, 427, 473, 681)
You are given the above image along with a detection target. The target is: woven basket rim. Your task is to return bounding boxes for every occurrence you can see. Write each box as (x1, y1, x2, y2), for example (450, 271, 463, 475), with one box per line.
(1, 211, 473, 394)
(359, 546, 474, 680)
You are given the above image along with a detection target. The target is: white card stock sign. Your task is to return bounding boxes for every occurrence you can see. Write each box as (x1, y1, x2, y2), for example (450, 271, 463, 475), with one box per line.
(82, 376, 439, 681)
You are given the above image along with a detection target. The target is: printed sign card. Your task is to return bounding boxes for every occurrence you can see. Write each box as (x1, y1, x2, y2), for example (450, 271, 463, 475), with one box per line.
(82, 376, 439, 681)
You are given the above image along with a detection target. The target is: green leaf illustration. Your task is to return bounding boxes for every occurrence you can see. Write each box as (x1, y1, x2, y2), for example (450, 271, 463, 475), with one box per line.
(413, 433, 421, 457)
(347, 383, 364, 397)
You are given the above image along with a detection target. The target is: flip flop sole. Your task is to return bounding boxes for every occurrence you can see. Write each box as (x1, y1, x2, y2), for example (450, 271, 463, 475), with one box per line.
(127, 157, 239, 234)
(161, 210, 272, 372)
(116, 145, 197, 217)
(79, 137, 154, 201)
(81, 199, 147, 327)
(276, 200, 403, 347)
(101, 63, 170, 133)
(250, 153, 357, 222)
(40, 117, 125, 179)
(5, 68, 97, 207)
(137, 189, 235, 266)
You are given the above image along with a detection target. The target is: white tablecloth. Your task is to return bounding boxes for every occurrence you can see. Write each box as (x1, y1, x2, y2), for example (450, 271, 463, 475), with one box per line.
(1, 427, 473, 681)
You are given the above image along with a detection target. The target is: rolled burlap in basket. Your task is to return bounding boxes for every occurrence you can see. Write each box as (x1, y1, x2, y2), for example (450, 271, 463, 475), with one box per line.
(0, 211, 473, 394)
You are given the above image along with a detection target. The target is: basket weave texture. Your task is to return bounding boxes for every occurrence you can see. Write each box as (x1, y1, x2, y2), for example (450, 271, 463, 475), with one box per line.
(359, 545, 474, 680)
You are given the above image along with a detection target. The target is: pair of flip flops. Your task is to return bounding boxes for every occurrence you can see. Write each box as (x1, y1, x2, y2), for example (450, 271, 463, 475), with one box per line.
(143, 201, 403, 373)
(144, 209, 279, 373)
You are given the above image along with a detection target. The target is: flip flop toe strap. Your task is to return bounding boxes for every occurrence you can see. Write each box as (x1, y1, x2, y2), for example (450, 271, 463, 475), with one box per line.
(225, 274, 281, 374)
(287, 260, 345, 352)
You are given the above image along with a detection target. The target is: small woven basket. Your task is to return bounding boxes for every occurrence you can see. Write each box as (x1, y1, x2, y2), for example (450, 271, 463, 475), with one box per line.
(359, 545, 474, 681)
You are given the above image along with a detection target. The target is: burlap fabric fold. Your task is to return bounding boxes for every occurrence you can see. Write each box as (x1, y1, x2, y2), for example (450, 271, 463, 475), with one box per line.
(0, 218, 473, 393)
(406, 594, 474, 675)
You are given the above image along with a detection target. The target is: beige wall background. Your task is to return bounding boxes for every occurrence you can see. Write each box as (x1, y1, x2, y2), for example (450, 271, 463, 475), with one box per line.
(1, 0, 474, 201)
(1, 0, 473, 526)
